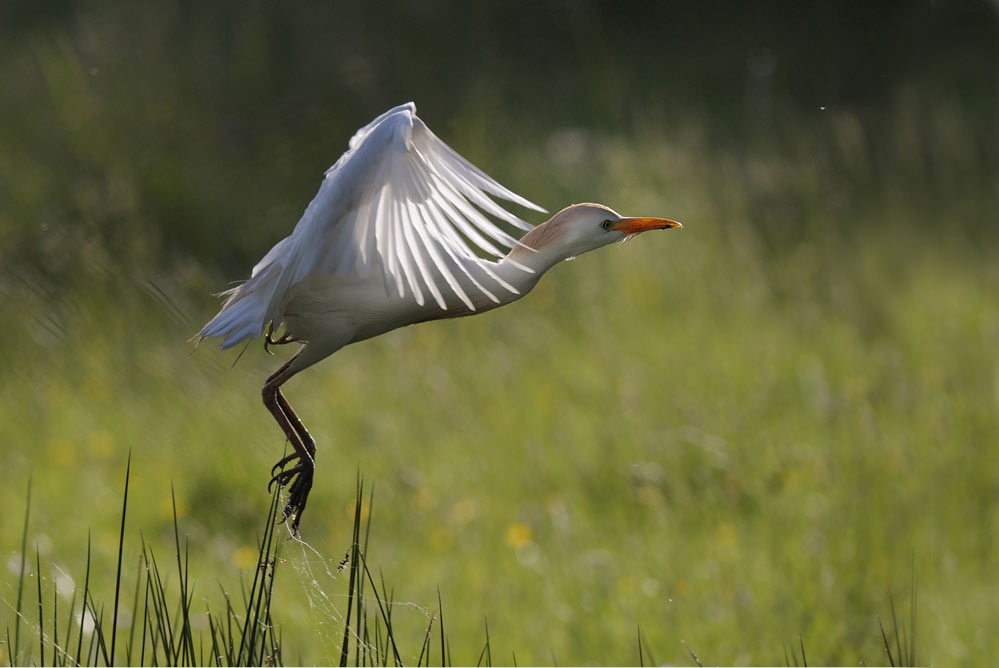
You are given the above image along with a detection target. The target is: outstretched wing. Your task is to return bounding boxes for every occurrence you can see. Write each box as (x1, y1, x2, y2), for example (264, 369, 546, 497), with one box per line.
(274, 102, 546, 311)
(199, 102, 545, 349)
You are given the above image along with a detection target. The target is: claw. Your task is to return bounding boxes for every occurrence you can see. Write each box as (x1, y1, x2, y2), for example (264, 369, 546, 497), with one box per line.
(286, 471, 313, 532)
(271, 451, 301, 477)
(268, 464, 304, 492)
(278, 466, 314, 533)
(264, 323, 298, 355)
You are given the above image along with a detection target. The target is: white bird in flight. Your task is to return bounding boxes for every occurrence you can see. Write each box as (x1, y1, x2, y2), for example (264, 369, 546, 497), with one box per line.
(198, 102, 681, 530)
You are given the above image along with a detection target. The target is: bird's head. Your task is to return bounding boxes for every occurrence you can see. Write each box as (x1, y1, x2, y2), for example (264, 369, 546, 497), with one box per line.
(514, 203, 682, 267)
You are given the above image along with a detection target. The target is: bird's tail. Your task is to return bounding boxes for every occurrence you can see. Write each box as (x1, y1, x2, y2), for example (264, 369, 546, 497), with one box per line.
(196, 262, 287, 350)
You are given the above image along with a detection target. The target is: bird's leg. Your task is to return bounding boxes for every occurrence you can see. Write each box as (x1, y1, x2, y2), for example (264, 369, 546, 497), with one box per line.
(267, 388, 317, 479)
(262, 355, 315, 531)
(277, 391, 316, 457)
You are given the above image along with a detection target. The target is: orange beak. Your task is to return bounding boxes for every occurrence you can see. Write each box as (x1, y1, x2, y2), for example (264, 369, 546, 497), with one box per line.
(611, 217, 683, 234)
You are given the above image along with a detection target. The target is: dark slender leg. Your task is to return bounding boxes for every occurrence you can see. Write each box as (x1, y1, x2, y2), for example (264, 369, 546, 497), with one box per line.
(269, 391, 317, 475)
(277, 392, 316, 457)
(262, 354, 315, 531)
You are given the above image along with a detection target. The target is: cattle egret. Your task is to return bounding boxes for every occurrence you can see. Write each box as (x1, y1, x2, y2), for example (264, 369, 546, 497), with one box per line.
(198, 102, 681, 530)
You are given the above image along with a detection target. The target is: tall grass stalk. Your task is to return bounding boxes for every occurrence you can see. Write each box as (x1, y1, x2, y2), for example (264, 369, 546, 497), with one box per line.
(12, 476, 31, 664)
(109, 451, 130, 662)
(879, 584, 919, 667)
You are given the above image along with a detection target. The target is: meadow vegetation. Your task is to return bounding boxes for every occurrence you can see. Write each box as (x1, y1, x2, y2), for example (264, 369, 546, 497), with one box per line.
(1, 2, 996, 665)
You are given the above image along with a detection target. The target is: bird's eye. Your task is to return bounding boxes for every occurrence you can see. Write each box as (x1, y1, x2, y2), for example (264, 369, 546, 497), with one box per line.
(600, 219, 613, 230)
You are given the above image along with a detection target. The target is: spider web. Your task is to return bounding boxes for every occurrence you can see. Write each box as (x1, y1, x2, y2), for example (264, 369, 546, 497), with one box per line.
(278, 520, 436, 665)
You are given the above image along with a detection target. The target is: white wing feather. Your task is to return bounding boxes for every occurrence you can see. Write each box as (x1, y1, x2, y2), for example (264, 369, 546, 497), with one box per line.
(199, 102, 544, 348)
(288, 102, 544, 308)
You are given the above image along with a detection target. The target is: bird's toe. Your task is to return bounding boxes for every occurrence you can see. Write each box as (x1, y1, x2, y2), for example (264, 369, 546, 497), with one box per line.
(270, 452, 301, 477)
(277, 464, 314, 533)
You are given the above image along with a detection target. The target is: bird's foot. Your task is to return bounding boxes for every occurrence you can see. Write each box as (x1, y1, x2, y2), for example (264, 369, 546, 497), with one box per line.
(269, 456, 315, 533)
(282, 465, 313, 533)
(269, 437, 316, 482)
(264, 323, 298, 355)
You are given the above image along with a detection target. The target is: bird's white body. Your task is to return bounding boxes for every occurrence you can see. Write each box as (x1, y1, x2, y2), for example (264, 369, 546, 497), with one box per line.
(278, 253, 538, 366)
(198, 102, 680, 529)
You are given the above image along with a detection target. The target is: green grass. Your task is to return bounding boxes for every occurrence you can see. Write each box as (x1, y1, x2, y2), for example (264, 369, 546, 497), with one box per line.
(4, 458, 482, 666)
(3, 457, 287, 666)
(2, 107, 996, 664)
(1, 456, 925, 667)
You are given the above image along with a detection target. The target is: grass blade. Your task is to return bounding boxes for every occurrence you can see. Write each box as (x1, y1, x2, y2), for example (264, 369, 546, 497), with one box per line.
(207, 609, 221, 667)
(257, 509, 281, 666)
(13, 475, 31, 666)
(110, 451, 131, 664)
(340, 475, 364, 667)
(357, 558, 401, 665)
(51, 578, 59, 668)
(247, 485, 282, 665)
(416, 612, 434, 667)
(878, 616, 896, 667)
(85, 604, 99, 667)
(236, 485, 281, 664)
(170, 484, 196, 665)
(35, 547, 43, 667)
(126, 549, 143, 666)
(357, 483, 376, 668)
(682, 639, 703, 667)
(140, 558, 152, 668)
(146, 551, 175, 661)
(74, 533, 92, 667)
(437, 588, 445, 668)
(910, 579, 918, 666)
(86, 595, 109, 666)
(641, 628, 657, 667)
(485, 619, 491, 667)
(61, 589, 76, 667)
(889, 593, 902, 667)
(222, 585, 235, 664)
(475, 618, 491, 667)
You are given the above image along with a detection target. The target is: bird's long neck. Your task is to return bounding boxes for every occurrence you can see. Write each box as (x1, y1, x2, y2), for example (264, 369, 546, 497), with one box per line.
(488, 220, 569, 305)
(490, 254, 546, 305)
(506, 219, 569, 273)
(431, 216, 574, 313)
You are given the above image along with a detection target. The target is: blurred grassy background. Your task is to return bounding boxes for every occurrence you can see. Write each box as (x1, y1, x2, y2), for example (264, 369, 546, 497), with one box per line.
(2, 0, 997, 665)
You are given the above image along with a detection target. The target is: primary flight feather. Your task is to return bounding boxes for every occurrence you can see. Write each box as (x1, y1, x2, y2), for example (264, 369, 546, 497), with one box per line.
(199, 102, 681, 529)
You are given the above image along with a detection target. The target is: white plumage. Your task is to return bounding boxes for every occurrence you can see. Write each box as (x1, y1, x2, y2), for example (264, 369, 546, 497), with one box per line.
(198, 102, 681, 530)
(200, 102, 545, 351)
